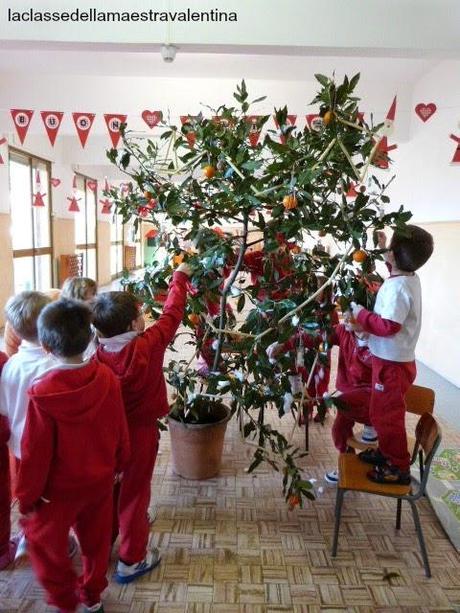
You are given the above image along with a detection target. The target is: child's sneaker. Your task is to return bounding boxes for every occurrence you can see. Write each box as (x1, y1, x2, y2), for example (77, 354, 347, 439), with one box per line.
(147, 507, 157, 525)
(84, 603, 104, 613)
(14, 533, 27, 562)
(360, 425, 378, 444)
(0, 538, 18, 570)
(114, 547, 161, 584)
(358, 447, 387, 466)
(367, 463, 411, 486)
(324, 469, 339, 484)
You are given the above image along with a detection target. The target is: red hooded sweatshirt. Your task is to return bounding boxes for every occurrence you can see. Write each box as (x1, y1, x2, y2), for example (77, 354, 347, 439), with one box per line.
(16, 361, 130, 515)
(0, 352, 9, 446)
(93, 271, 188, 428)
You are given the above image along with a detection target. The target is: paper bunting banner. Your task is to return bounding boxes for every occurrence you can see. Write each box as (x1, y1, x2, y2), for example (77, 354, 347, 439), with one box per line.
(0, 137, 6, 164)
(67, 175, 81, 212)
(306, 114, 323, 132)
(32, 169, 46, 207)
(50, 178, 61, 188)
(415, 103, 437, 123)
(87, 180, 97, 192)
(100, 198, 112, 214)
(40, 111, 64, 146)
(274, 114, 297, 144)
(72, 112, 95, 148)
(142, 110, 162, 129)
(104, 114, 127, 148)
(371, 96, 397, 170)
(450, 134, 460, 164)
(180, 116, 197, 148)
(11, 109, 34, 144)
(246, 116, 262, 147)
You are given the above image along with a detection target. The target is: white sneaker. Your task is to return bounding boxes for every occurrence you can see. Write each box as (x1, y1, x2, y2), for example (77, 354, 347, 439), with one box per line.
(114, 547, 161, 584)
(84, 604, 104, 613)
(360, 426, 378, 443)
(14, 534, 27, 561)
(325, 469, 339, 484)
(147, 507, 157, 525)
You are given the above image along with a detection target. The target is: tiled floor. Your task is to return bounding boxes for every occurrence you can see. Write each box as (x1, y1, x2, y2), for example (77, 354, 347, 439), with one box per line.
(1, 407, 460, 612)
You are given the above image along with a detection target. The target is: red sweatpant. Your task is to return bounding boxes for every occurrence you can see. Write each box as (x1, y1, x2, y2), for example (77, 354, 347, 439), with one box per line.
(112, 425, 159, 565)
(22, 489, 113, 611)
(369, 357, 416, 471)
(0, 434, 11, 558)
(331, 387, 373, 452)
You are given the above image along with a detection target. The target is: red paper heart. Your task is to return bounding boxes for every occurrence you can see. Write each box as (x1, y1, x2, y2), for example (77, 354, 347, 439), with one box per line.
(415, 103, 437, 122)
(50, 178, 61, 187)
(142, 110, 162, 129)
(87, 180, 98, 191)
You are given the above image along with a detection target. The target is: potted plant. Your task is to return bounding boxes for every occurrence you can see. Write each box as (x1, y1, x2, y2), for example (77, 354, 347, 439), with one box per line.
(107, 74, 411, 507)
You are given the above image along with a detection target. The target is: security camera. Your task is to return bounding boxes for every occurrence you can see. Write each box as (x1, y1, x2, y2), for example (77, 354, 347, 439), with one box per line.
(161, 44, 178, 63)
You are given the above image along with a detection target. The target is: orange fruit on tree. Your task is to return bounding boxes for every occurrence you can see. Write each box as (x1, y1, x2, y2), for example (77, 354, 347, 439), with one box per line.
(283, 194, 298, 210)
(318, 230, 327, 237)
(203, 165, 216, 179)
(188, 313, 201, 327)
(144, 190, 154, 200)
(352, 249, 367, 263)
(172, 253, 184, 267)
(323, 110, 334, 126)
(287, 494, 300, 509)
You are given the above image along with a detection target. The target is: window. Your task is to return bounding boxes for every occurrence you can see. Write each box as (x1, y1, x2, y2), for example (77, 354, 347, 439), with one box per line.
(9, 150, 53, 293)
(110, 214, 124, 278)
(74, 174, 97, 280)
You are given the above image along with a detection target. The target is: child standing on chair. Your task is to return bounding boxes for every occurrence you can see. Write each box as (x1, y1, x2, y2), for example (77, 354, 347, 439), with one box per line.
(351, 225, 434, 485)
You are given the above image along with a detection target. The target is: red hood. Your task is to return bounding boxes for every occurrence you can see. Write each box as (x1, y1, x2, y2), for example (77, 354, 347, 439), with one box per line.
(29, 361, 115, 424)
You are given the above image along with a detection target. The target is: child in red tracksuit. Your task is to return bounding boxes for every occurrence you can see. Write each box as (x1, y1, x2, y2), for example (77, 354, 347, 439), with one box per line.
(351, 225, 434, 485)
(17, 299, 130, 613)
(92, 263, 191, 584)
(0, 351, 14, 571)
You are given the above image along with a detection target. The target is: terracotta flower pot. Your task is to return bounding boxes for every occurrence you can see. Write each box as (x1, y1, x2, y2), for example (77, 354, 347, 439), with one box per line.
(168, 403, 231, 480)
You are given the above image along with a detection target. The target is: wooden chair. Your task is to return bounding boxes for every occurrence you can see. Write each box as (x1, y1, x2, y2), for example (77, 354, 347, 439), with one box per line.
(332, 412, 442, 577)
(345, 384, 435, 452)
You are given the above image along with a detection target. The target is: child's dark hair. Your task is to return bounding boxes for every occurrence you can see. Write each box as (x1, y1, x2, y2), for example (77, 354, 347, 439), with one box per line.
(38, 299, 92, 357)
(5, 291, 52, 342)
(92, 292, 139, 338)
(390, 224, 434, 272)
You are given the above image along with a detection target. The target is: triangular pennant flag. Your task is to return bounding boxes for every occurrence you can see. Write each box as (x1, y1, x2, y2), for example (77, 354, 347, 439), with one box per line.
(72, 112, 96, 148)
(40, 111, 64, 146)
(104, 114, 127, 148)
(142, 110, 162, 129)
(274, 114, 297, 144)
(450, 134, 460, 164)
(100, 198, 112, 214)
(0, 137, 6, 164)
(306, 114, 323, 132)
(11, 109, 34, 144)
(180, 116, 197, 148)
(33, 170, 46, 207)
(246, 116, 262, 147)
(67, 196, 80, 212)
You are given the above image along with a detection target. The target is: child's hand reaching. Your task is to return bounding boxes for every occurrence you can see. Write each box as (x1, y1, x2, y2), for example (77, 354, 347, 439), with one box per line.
(350, 302, 364, 319)
(177, 262, 193, 277)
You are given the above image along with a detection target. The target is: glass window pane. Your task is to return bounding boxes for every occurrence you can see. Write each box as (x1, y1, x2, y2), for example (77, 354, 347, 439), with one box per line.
(74, 175, 86, 246)
(110, 245, 118, 276)
(86, 184, 97, 245)
(10, 157, 33, 251)
(32, 161, 51, 249)
(87, 248, 97, 280)
(34, 254, 52, 291)
(13, 257, 34, 293)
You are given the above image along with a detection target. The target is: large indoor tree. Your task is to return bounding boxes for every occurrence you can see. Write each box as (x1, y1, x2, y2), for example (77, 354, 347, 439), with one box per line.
(107, 74, 411, 507)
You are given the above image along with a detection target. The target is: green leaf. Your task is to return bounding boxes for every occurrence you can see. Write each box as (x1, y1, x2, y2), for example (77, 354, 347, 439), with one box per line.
(315, 74, 329, 87)
(237, 294, 246, 313)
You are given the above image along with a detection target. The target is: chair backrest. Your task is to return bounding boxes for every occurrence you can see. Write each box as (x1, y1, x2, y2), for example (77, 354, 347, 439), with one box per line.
(405, 384, 435, 416)
(410, 413, 442, 498)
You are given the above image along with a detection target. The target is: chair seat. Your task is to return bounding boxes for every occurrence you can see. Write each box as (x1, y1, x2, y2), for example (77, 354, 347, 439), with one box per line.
(338, 453, 411, 496)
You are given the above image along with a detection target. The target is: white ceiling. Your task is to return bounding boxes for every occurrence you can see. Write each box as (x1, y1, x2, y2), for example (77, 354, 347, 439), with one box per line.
(0, 44, 438, 84)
